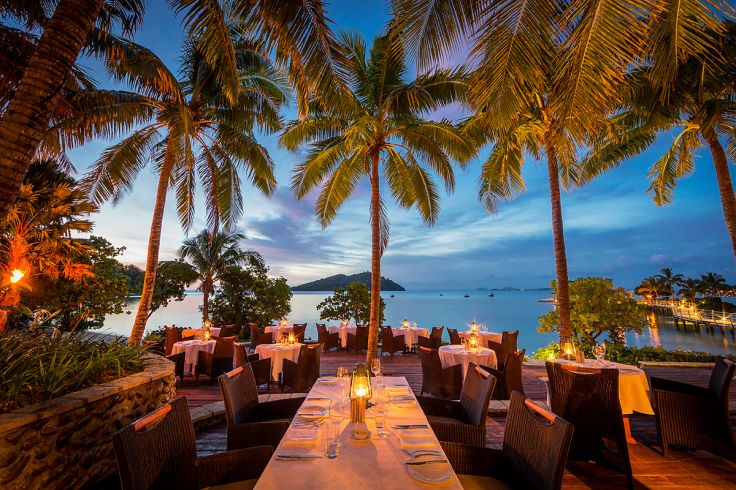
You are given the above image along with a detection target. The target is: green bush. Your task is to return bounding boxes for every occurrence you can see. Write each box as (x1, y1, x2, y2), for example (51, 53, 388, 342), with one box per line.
(0, 331, 147, 413)
(531, 341, 736, 364)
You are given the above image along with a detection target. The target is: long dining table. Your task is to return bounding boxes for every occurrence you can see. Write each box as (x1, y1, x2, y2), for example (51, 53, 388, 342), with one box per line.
(254, 376, 463, 489)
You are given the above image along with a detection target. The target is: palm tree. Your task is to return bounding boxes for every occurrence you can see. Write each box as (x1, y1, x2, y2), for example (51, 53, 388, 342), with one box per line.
(0, 0, 347, 219)
(656, 267, 683, 299)
(635, 276, 666, 299)
(72, 38, 285, 345)
(281, 31, 472, 362)
(699, 272, 728, 298)
(179, 230, 261, 322)
(678, 278, 702, 301)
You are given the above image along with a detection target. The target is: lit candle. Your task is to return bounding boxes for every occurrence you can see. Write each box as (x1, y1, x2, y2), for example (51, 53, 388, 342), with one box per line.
(10, 269, 24, 283)
(402, 319, 410, 329)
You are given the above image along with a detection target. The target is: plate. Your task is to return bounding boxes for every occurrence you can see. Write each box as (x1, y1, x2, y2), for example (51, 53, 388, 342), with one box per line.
(318, 376, 337, 385)
(296, 405, 328, 420)
(407, 454, 453, 484)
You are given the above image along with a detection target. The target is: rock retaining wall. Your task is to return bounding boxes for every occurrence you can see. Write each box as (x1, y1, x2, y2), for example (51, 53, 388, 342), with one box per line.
(0, 355, 175, 489)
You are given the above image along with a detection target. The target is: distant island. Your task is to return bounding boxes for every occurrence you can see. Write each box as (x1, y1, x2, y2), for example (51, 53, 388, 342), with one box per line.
(292, 272, 405, 291)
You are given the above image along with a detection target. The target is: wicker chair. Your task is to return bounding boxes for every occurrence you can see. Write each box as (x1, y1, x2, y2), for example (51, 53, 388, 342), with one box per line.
(218, 364, 305, 450)
(166, 352, 186, 383)
(484, 349, 525, 400)
(195, 336, 236, 382)
(381, 326, 406, 355)
(283, 344, 322, 392)
(418, 346, 463, 399)
(215, 324, 235, 339)
(291, 323, 307, 343)
(441, 391, 573, 490)
(113, 396, 273, 490)
(316, 323, 340, 351)
(418, 363, 495, 447)
(418, 335, 442, 350)
(447, 328, 462, 345)
(346, 326, 368, 353)
(164, 327, 181, 356)
(546, 362, 633, 488)
(233, 343, 272, 391)
(652, 356, 736, 460)
(249, 323, 272, 351)
(431, 325, 445, 340)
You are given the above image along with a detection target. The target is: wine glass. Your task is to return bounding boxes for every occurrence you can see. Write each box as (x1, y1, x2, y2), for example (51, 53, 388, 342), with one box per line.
(374, 388, 388, 439)
(593, 342, 606, 364)
(337, 366, 349, 399)
(371, 358, 382, 388)
(330, 399, 345, 448)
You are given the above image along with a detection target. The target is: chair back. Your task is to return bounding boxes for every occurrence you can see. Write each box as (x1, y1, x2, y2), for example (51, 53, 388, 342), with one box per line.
(218, 364, 259, 425)
(233, 343, 248, 368)
(710, 356, 736, 401)
(292, 323, 307, 342)
(431, 326, 444, 340)
(419, 346, 450, 398)
(459, 364, 496, 426)
(503, 392, 574, 490)
(501, 330, 519, 355)
(218, 324, 235, 338)
(505, 349, 526, 396)
(447, 328, 462, 345)
(487, 340, 503, 366)
(381, 325, 393, 343)
(164, 327, 180, 356)
(352, 326, 368, 350)
(113, 397, 198, 490)
(214, 336, 236, 359)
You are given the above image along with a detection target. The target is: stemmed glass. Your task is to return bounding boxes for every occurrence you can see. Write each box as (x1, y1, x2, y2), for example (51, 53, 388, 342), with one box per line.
(337, 366, 349, 400)
(329, 399, 345, 449)
(371, 358, 382, 388)
(374, 386, 388, 439)
(593, 342, 607, 364)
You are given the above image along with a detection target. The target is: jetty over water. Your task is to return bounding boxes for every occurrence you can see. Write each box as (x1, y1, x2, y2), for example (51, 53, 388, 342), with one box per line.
(644, 299, 736, 335)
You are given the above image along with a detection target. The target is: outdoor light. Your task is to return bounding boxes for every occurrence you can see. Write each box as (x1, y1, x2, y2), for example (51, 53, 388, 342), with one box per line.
(9, 269, 24, 284)
(288, 331, 295, 344)
(341, 320, 348, 327)
(561, 339, 576, 362)
(402, 318, 410, 329)
(468, 331, 480, 352)
(280, 319, 288, 328)
(203, 320, 212, 340)
(349, 364, 372, 439)
(470, 321, 479, 333)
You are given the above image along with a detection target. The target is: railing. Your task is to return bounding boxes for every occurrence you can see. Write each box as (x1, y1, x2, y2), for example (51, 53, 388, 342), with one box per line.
(641, 299, 736, 328)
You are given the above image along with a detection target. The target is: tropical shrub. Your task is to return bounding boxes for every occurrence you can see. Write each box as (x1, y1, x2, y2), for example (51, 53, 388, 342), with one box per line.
(317, 282, 385, 325)
(0, 331, 146, 413)
(532, 342, 736, 365)
(539, 277, 647, 349)
(125, 260, 198, 317)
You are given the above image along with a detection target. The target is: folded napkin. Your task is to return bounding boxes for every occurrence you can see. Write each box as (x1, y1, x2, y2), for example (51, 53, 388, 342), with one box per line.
(386, 386, 411, 395)
(397, 429, 434, 439)
(399, 436, 437, 450)
(283, 428, 319, 446)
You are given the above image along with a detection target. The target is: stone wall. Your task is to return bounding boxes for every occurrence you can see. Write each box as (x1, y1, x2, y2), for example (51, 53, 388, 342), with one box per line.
(0, 355, 175, 490)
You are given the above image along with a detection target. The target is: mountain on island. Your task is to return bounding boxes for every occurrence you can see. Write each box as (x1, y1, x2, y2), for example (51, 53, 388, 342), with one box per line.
(292, 272, 405, 291)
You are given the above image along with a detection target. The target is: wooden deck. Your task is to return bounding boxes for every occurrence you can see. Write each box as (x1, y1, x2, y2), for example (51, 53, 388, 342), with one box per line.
(182, 352, 736, 489)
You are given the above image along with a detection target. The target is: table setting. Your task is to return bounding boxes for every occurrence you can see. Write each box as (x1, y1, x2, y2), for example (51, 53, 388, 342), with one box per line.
(393, 319, 429, 348)
(328, 321, 357, 348)
(255, 341, 303, 381)
(170, 339, 216, 371)
(265, 320, 294, 341)
(438, 344, 497, 380)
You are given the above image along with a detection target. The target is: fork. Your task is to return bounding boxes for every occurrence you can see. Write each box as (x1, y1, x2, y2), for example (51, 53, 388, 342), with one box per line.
(403, 449, 442, 457)
(405, 459, 448, 465)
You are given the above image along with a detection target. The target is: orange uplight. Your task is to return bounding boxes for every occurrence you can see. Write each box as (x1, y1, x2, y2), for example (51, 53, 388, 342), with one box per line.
(10, 269, 24, 283)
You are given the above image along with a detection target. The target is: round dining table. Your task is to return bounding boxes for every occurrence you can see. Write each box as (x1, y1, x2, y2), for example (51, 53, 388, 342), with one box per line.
(328, 325, 356, 348)
(458, 330, 501, 345)
(438, 345, 497, 380)
(392, 326, 429, 346)
(171, 339, 216, 371)
(255, 343, 303, 381)
(265, 324, 293, 341)
(181, 327, 221, 339)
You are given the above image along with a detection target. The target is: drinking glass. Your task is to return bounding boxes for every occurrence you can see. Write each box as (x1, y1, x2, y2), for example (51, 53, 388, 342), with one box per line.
(337, 366, 349, 399)
(371, 358, 382, 388)
(593, 343, 606, 364)
(330, 399, 345, 448)
(374, 389, 388, 439)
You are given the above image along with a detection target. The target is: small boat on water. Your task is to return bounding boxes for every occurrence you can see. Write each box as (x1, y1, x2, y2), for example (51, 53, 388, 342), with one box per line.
(488, 292, 494, 297)
(539, 297, 556, 303)
(464, 294, 470, 298)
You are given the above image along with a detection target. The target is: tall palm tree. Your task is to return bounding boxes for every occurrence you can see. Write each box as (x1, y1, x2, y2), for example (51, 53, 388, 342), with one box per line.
(0, 0, 347, 219)
(635, 276, 666, 299)
(699, 272, 728, 298)
(678, 278, 702, 301)
(656, 267, 683, 299)
(70, 38, 285, 345)
(281, 31, 473, 362)
(178, 229, 261, 322)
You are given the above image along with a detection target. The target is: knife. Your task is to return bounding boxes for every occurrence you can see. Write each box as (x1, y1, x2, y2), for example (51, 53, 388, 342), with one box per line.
(275, 454, 323, 460)
(406, 459, 448, 465)
(393, 424, 428, 429)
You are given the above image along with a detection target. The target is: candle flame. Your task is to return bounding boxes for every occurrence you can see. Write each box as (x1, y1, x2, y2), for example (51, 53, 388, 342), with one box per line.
(10, 269, 24, 283)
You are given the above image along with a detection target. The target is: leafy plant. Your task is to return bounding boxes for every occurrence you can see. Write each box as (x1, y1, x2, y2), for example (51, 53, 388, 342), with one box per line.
(316, 282, 385, 326)
(0, 330, 146, 413)
(532, 342, 736, 365)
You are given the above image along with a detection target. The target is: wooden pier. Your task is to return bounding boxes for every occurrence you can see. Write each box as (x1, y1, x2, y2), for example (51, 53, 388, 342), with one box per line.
(644, 299, 736, 336)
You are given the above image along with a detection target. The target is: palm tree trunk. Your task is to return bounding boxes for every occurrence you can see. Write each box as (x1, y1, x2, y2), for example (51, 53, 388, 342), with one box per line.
(545, 141, 572, 343)
(367, 151, 382, 364)
(202, 282, 210, 323)
(128, 147, 175, 346)
(0, 0, 104, 219)
(705, 134, 736, 259)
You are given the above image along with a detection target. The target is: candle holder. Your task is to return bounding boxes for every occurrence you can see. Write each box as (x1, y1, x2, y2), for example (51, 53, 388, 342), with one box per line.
(468, 331, 480, 352)
(470, 321, 479, 333)
(402, 319, 410, 329)
(349, 364, 372, 440)
(561, 338, 576, 362)
(341, 320, 348, 327)
(288, 332, 295, 345)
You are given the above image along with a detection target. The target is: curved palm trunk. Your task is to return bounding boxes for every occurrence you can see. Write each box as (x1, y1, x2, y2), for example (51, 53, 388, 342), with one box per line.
(128, 149, 175, 346)
(705, 134, 736, 259)
(545, 141, 572, 342)
(367, 152, 382, 364)
(202, 281, 210, 323)
(0, 0, 104, 218)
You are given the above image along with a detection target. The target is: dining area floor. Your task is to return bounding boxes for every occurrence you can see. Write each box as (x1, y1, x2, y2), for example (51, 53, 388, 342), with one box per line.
(178, 352, 736, 489)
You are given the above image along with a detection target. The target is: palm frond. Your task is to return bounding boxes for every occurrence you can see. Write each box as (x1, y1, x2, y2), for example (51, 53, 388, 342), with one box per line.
(477, 130, 526, 213)
(314, 150, 368, 227)
(647, 124, 702, 205)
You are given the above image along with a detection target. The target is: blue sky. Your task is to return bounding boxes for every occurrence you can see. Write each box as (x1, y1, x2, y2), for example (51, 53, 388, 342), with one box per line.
(67, 0, 735, 290)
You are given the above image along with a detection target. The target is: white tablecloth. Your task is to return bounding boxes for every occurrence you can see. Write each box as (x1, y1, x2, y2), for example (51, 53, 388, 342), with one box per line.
(171, 340, 216, 370)
(328, 325, 356, 348)
(253, 376, 462, 490)
(438, 345, 497, 380)
(458, 330, 501, 345)
(265, 325, 294, 341)
(255, 343, 302, 380)
(392, 327, 429, 346)
(181, 327, 221, 339)
(547, 359, 654, 415)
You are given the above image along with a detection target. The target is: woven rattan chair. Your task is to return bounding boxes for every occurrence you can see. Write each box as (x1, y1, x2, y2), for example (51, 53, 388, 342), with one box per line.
(234, 343, 272, 392)
(546, 362, 633, 488)
(283, 344, 322, 392)
(381, 326, 406, 355)
(249, 323, 272, 351)
(291, 323, 307, 343)
(346, 326, 368, 353)
(441, 391, 573, 490)
(316, 323, 340, 351)
(113, 396, 273, 490)
(652, 356, 736, 460)
(166, 352, 185, 383)
(164, 327, 181, 356)
(447, 328, 462, 345)
(484, 349, 525, 400)
(418, 335, 442, 350)
(218, 364, 305, 450)
(418, 363, 495, 447)
(431, 325, 445, 340)
(215, 324, 235, 339)
(195, 336, 235, 382)
(418, 346, 462, 399)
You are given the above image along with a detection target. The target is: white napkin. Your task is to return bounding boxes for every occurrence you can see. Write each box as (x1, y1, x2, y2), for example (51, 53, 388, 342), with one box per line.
(400, 436, 437, 450)
(282, 427, 319, 446)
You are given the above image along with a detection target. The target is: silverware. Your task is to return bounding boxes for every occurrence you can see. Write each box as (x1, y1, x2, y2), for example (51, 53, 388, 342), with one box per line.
(307, 397, 331, 400)
(393, 424, 428, 429)
(406, 459, 448, 465)
(403, 449, 442, 457)
(275, 454, 323, 461)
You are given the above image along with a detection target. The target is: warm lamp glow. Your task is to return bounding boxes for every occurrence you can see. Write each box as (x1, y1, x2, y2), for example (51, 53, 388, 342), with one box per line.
(341, 320, 348, 327)
(402, 318, 409, 329)
(470, 321, 479, 332)
(288, 332, 295, 344)
(10, 269, 24, 283)
(468, 331, 479, 351)
(280, 319, 288, 328)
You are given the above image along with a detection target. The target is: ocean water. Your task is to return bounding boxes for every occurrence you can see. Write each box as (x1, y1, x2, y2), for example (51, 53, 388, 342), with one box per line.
(101, 290, 736, 355)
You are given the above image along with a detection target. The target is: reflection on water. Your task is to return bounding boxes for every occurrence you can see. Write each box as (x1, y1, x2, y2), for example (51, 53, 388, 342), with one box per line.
(101, 290, 736, 355)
